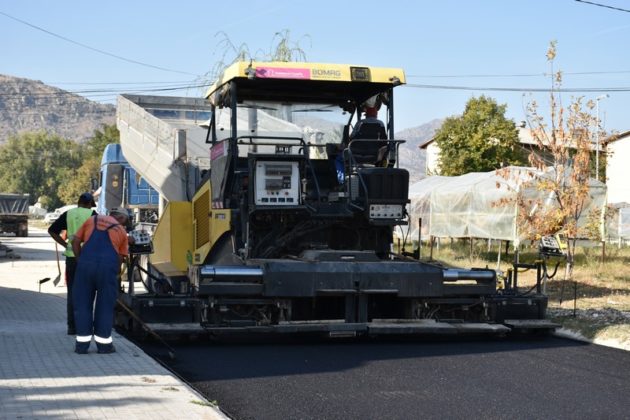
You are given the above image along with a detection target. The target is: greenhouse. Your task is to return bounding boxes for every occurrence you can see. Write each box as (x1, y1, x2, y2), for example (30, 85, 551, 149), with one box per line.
(406, 167, 607, 246)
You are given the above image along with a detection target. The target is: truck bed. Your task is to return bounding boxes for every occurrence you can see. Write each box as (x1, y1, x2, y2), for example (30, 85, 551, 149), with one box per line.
(117, 94, 213, 202)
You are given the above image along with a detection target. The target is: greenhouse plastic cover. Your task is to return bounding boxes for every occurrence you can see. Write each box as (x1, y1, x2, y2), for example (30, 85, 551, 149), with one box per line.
(606, 206, 630, 241)
(407, 167, 607, 244)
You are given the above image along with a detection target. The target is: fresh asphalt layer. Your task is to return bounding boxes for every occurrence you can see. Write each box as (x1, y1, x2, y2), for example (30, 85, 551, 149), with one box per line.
(12, 227, 626, 419)
(138, 335, 630, 420)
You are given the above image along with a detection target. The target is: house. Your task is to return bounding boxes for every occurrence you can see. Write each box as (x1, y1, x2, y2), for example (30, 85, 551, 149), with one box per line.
(604, 130, 630, 204)
(419, 127, 542, 175)
(419, 126, 607, 176)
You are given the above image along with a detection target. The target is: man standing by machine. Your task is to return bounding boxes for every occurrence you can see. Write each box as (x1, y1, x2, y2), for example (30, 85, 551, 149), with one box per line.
(48, 192, 96, 335)
(335, 95, 387, 184)
(71, 208, 129, 354)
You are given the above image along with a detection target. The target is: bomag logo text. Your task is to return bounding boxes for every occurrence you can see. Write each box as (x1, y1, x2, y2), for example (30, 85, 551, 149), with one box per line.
(312, 69, 341, 78)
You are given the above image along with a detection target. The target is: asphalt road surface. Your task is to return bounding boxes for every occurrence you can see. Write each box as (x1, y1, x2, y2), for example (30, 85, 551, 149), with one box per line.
(137, 335, 630, 420)
(10, 228, 626, 419)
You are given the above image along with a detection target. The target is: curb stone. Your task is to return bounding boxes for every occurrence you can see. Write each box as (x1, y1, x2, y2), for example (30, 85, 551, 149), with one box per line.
(554, 328, 630, 352)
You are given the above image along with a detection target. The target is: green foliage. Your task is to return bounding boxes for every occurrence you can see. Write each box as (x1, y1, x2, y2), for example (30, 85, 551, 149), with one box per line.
(83, 124, 120, 161)
(0, 124, 119, 209)
(0, 132, 82, 208)
(434, 96, 527, 176)
(58, 124, 119, 204)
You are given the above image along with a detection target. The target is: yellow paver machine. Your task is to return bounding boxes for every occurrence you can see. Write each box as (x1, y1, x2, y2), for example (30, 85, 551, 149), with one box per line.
(116, 61, 558, 337)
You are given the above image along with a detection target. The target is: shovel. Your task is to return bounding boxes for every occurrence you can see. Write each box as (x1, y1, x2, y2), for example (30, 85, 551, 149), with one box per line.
(53, 242, 62, 286)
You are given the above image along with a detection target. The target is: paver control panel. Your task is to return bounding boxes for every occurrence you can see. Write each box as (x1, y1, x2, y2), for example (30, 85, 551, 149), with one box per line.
(254, 161, 300, 206)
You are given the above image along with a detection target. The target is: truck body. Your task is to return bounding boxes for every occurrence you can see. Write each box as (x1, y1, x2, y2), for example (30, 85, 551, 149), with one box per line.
(115, 61, 556, 338)
(0, 193, 29, 237)
(97, 143, 159, 224)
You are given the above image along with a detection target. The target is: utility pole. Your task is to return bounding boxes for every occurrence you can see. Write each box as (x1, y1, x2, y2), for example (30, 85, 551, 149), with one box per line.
(595, 94, 609, 181)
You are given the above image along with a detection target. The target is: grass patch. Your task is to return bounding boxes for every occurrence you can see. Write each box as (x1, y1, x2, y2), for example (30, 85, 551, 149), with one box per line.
(190, 399, 218, 407)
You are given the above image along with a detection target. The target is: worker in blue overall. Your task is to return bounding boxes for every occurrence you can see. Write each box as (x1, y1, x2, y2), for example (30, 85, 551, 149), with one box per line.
(71, 208, 130, 354)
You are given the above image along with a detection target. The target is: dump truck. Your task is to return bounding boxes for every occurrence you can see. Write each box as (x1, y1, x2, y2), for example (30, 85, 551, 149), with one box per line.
(115, 61, 557, 337)
(0, 193, 29, 237)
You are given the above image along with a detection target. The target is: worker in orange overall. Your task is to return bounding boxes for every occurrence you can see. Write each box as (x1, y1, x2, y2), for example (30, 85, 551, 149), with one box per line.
(71, 208, 130, 354)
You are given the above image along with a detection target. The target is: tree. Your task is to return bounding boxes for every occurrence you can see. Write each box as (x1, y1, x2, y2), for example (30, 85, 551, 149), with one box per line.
(512, 41, 603, 282)
(58, 124, 119, 204)
(0, 132, 82, 208)
(434, 96, 527, 176)
(82, 124, 120, 161)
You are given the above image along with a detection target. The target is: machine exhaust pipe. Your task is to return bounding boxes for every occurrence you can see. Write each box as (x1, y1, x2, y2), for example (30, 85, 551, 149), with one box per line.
(442, 269, 495, 283)
(200, 265, 263, 281)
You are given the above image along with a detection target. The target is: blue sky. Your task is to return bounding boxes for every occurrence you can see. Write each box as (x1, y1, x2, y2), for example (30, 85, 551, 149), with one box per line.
(1, 0, 629, 133)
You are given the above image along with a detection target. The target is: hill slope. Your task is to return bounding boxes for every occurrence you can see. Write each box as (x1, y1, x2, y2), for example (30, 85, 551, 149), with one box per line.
(0, 74, 115, 143)
(0, 73, 442, 183)
(396, 118, 443, 182)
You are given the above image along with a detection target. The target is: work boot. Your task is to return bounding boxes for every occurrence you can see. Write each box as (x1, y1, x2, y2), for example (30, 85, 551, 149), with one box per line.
(74, 343, 89, 354)
(97, 344, 116, 354)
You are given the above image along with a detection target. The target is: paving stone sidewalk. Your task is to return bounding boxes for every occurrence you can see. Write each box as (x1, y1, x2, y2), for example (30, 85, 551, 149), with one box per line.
(0, 229, 225, 419)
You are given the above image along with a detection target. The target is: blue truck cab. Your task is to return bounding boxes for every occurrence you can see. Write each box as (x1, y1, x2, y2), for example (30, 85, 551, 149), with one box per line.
(97, 144, 159, 223)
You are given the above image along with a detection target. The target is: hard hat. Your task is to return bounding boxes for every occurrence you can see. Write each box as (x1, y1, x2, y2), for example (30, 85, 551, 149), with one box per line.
(109, 208, 129, 218)
(363, 95, 381, 110)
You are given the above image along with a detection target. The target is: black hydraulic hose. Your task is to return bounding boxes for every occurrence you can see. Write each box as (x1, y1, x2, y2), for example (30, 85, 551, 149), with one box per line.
(514, 284, 539, 297)
(129, 257, 172, 295)
(546, 260, 561, 279)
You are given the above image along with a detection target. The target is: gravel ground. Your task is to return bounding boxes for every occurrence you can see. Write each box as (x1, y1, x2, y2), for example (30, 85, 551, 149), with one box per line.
(549, 307, 630, 351)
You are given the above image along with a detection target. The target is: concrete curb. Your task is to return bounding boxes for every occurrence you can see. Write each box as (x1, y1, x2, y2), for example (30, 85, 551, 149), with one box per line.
(554, 328, 630, 352)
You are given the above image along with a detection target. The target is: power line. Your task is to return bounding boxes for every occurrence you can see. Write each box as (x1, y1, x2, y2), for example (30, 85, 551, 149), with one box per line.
(575, 0, 630, 13)
(408, 69, 630, 78)
(405, 83, 630, 92)
(0, 10, 199, 76)
(408, 73, 545, 79)
(47, 80, 194, 86)
(0, 82, 210, 99)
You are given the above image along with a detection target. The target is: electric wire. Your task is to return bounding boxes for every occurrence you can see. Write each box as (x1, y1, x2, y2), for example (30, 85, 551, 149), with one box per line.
(405, 83, 630, 93)
(0, 10, 198, 76)
(408, 69, 630, 79)
(0, 82, 211, 98)
(575, 0, 630, 13)
(47, 80, 195, 86)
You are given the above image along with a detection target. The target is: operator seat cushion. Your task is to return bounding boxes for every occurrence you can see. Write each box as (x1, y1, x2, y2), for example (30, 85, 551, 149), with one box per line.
(347, 121, 388, 165)
(353, 121, 387, 141)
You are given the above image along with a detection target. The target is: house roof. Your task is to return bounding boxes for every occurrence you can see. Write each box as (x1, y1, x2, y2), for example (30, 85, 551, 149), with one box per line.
(419, 127, 541, 150)
(603, 130, 630, 145)
(419, 138, 435, 149)
(418, 127, 622, 150)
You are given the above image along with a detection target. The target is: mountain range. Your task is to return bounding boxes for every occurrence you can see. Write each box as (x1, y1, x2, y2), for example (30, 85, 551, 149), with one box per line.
(0, 74, 441, 180)
(0, 74, 115, 143)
